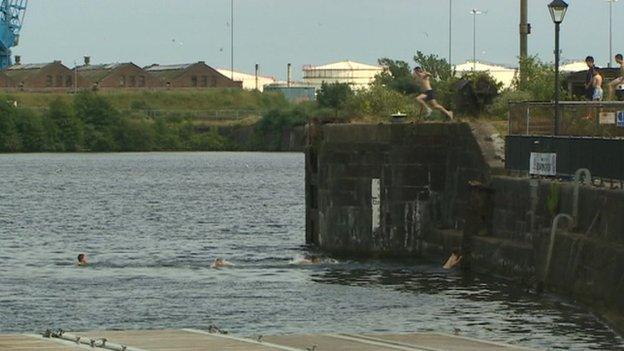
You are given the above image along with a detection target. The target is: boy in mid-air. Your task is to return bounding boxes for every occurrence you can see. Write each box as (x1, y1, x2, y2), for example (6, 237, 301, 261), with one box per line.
(413, 67, 453, 120)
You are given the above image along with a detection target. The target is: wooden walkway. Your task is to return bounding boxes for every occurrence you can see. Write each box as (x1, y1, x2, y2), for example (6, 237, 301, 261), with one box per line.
(0, 329, 538, 351)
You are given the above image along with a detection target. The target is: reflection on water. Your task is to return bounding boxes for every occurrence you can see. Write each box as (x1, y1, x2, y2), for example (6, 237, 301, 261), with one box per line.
(0, 153, 622, 351)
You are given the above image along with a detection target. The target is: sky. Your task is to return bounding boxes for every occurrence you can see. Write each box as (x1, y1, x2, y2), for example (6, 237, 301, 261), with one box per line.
(13, 0, 623, 80)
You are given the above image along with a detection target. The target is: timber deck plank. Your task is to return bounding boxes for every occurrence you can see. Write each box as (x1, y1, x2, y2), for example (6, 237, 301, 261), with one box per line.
(0, 330, 539, 351)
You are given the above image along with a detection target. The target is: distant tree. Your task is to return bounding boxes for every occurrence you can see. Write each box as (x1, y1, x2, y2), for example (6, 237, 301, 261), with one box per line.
(116, 117, 156, 151)
(413, 51, 454, 81)
(14, 110, 46, 152)
(512, 55, 560, 101)
(73, 91, 121, 151)
(73, 91, 121, 127)
(375, 58, 419, 94)
(0, 100, 21, 152)
(46, 98, 84, 151)
(317, 82, 354, 116)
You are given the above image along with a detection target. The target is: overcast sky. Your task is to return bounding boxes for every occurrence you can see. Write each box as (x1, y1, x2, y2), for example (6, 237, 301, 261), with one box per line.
(14, 0, 623, 80)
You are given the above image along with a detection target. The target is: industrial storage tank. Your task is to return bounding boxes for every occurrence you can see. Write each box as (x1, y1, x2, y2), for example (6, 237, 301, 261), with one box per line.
(303, 60, 384, 90)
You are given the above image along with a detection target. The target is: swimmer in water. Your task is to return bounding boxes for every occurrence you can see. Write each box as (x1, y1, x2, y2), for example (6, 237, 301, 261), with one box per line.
(443, 250, 462, 270)
(211, 258, 234, 269)
(301, 254, 322, 265)
(77, 253, 88, 266)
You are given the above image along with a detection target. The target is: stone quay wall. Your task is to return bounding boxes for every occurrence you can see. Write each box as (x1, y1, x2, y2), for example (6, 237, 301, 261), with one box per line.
(305, 122, 624, 332)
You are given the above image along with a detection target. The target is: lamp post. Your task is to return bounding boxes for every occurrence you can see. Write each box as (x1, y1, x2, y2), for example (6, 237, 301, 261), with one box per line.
(549, 0, 568, 136)
(606, 0, 619, 68)
(73, 60, 77, 94)
(230, 0, 234, 80)
(448, 0, 452, 65)
(470, 9, 485, 71)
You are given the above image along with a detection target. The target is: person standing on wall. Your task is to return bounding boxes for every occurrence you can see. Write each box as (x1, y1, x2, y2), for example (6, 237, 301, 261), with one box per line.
(584, 56, 596, 101)
(608, 54, 624, 100)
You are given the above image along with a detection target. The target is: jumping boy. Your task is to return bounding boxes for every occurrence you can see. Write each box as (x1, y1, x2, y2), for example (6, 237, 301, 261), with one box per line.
(413, 67, 453, 120)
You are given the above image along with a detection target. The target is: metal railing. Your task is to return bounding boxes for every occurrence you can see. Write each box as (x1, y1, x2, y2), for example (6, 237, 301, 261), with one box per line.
(17, 107, 260, 121)
(509, 101, 624, 138)
(121, 108, 260, 120)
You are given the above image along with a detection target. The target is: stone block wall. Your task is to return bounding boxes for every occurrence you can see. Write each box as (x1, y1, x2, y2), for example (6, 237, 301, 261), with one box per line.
(305, 122, 624, 332)
(306, 123, 489, 256)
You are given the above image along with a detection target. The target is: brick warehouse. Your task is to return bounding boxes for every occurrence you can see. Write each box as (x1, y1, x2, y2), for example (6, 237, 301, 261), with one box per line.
(4, 60, 89, 91)
(0, 57, 243, 91)
(76, 60, 163, 89)
(145, 61, 242, 89)
(0, 70, 12, 88)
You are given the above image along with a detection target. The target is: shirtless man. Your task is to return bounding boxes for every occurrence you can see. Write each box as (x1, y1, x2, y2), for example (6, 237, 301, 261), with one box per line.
(413, 67, 453, 120)
(211, 258, 234, 269)
(592, 69, 604, 101)
(608, 54, 624, 100)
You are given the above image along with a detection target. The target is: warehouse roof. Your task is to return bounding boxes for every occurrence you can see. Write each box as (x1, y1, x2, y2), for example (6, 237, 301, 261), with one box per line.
(4, 61, 69, 83)
(76, 62, 138, 82)
(144, 62, 224, 82)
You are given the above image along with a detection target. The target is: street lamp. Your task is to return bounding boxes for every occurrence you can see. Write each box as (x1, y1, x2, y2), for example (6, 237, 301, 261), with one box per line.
(548, 0, 568, 136)
(448, 0, 452, 65)
(606, 0, 619, 68)
(230, 0, 234, 80)
(470, 9, 485, 71)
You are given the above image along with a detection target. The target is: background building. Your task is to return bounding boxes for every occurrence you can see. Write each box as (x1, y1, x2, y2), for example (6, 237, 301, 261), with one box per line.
(77, 60, 162, 89)
(0, 71, 12, 88)
(264, 83, 316, 103)
(145, 62, 241, 88)
(454, 61, 517, 89)
(4, 60, 87, 91)
(216, 68, 274, 91)
(303, 60, 384, 90)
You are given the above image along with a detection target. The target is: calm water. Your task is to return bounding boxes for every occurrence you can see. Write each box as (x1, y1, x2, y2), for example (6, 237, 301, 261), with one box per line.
(0, 153, 622, 350)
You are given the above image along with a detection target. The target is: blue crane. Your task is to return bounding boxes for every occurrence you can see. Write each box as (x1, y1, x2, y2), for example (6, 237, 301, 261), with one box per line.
(0, 0, 27, 69)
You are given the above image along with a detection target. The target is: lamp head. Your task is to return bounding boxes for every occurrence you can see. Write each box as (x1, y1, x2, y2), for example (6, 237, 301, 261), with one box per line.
(548, 0, 569, 24)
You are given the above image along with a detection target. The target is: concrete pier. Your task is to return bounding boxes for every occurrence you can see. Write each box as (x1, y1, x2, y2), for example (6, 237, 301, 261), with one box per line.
(0, 329, 536, 350)
(304, 122, 624, 333)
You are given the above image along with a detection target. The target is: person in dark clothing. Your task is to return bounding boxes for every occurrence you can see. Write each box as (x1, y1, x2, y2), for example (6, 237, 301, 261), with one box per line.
(585, 56, 596, 100)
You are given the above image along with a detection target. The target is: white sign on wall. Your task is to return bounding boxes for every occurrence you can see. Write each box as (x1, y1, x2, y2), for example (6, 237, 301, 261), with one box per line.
(530, 153, 557, 176)
(371, 178, 381, 233)
(599, 112, 616, 125)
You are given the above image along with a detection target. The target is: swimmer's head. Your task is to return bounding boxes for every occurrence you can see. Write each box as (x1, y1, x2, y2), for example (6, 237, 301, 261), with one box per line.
(451, 249, 461, 257)
(77, 253, 87, 264)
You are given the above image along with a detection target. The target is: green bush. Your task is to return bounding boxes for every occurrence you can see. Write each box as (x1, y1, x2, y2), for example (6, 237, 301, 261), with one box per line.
(46, 98, 84, 151)
(345, 85, 416, 119)
(453, 71, 502, 116)
(0, 100, 22, 152)
(513, 56, 570, 101)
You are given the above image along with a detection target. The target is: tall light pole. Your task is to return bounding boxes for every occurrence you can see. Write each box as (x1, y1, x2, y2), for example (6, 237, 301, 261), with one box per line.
(73, 60, 77, 94)
(230, 0, 234, 80)
(448, 0, 452, 65)
(470, 9, 485, 71)
(549, 0, 569, 136)
(606, 0, 619, 67)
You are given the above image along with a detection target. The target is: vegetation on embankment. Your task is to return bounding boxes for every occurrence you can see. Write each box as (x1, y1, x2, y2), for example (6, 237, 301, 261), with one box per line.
(0, 53, 566, 153)
(8, 88, 290, 111)
(0, 89, 310, 152)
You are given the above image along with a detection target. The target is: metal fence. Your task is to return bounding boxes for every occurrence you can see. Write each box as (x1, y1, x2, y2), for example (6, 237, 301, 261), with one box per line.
(19, 107, 260, 121)
(509, 101, 624, 137)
